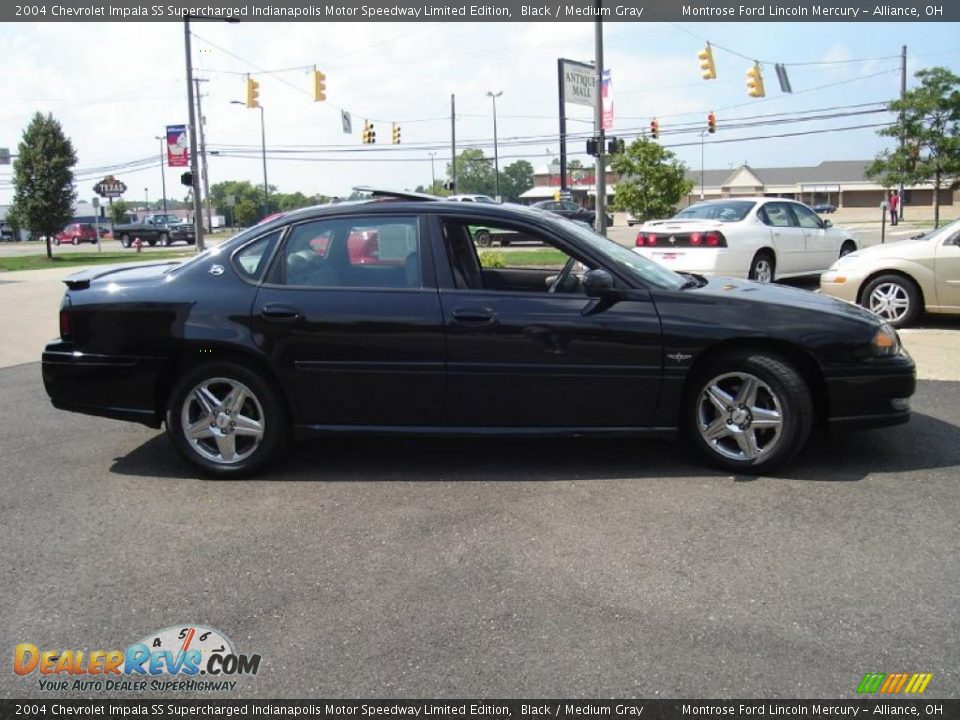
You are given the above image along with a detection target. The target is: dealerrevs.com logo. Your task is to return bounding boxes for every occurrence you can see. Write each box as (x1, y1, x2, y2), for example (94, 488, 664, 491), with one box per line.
(14, 625, 261, 692)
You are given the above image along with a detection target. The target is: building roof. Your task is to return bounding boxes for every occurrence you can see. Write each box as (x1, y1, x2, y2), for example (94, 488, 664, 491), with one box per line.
(686, 160, 874, 189)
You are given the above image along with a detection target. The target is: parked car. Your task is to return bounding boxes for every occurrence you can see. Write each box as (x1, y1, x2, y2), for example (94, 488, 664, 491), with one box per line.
(54, 223, 98, 245)
(42, 189, 914, 478)
(447, 194, 498, 203)
(820, 216, 960, 328)
(813, 203, 837, 214)
(633, 198, 858, 283)
(447, 194, 513, 246)
(532, 200, 613, 227)
(113, 213, 195, 248)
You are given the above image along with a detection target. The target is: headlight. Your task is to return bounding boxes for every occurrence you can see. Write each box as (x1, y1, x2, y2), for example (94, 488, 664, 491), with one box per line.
(872, 323, 901, 357)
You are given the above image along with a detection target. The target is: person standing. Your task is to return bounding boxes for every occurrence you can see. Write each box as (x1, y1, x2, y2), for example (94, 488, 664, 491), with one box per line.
(889, 190, 899, 226)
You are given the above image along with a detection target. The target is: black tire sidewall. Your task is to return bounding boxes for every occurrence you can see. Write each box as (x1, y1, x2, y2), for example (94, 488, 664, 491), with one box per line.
(166, 361, 287, 477)
(686, 352, 813, 474)
(861, 274, 921, 328)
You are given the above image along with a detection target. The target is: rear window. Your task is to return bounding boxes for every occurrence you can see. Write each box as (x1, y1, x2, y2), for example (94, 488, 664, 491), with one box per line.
(79, 224, 94, 230)
(674, 201, 755, 222)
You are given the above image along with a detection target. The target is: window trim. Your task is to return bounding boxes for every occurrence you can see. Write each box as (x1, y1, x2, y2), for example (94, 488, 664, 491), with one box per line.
(229, 226, 288, 286)
(789, 202, 826, 230)
(759, 201, 799, 229)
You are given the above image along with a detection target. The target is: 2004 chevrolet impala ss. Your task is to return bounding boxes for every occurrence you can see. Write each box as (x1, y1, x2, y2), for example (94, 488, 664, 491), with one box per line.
(42, 190, 916, 477)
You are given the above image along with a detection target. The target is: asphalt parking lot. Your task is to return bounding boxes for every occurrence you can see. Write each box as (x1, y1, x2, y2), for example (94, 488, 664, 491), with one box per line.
(1, 360, 958, 698)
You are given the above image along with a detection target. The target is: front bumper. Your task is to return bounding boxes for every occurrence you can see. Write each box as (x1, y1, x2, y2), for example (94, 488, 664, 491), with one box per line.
(824, 355, 916, 432)
(819, 270, 866, 303)
(42, 341, 165, 428)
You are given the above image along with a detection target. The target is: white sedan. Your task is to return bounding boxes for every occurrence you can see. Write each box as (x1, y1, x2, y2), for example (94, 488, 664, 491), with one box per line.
(633, 198, 858, 282)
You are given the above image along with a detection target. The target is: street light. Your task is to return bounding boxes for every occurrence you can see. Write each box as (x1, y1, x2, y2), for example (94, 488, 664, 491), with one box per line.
(184, 13, 240, 251)
(428, 151, 437, 189)
(700, 130, 708, 200)
(153, 136, 168, 213)
(231, 100, 269, 217)
(144, 187, 149, 210)
(486, 91, 502, 201)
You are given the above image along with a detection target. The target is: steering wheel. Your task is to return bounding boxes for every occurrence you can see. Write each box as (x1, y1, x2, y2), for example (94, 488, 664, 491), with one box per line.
(548, 256, 577, 294)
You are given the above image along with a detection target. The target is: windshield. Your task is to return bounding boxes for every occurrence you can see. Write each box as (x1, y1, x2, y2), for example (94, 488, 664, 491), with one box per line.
(673, 201, 755, 222)
(553, 216, 686, 290)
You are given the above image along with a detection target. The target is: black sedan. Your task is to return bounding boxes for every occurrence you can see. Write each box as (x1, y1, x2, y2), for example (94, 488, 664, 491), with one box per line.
(813, 203, 837, 214)
(42, 190, 915, 477)
(532, 199, 614, 227)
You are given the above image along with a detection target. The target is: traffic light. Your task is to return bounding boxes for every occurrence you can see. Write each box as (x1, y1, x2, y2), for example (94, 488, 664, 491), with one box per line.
(607, 137, 624, 155)
(245, 77, 260, 108)
(586, 138, 598, 156)
(180, 171, 193, 187)
(746, 63, 765, 98)
(392, 123, 401, 144)
(313, 70, 326, 102)
(362, 121, 376, 144)
(707, 112, 716, 134)
(698, 44, 717, 80)
(650, 119, 659, 140)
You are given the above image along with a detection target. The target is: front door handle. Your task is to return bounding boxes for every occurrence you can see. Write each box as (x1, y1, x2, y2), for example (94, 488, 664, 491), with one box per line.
(451, 307, 496, 326)
(259, 304, 302, 322)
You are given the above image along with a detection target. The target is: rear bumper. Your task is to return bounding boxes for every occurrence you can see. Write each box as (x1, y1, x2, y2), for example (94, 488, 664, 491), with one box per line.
(42, 341, 165, 428)
(824, 357, 916, 432)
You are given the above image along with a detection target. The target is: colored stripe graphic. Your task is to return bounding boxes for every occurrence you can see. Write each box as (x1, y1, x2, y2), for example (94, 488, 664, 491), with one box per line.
(857, 672, 932, 694)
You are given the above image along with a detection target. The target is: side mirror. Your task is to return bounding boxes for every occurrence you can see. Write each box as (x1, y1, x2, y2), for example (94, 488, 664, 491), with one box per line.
(583, 268, 615, 297)
(823, 219, 833, 228)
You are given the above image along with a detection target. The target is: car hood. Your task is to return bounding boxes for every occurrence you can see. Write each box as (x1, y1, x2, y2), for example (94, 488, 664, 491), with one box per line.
(685, 275, 881, 324)
(834, 237, 931, 264)
(63, 262, 181, 290)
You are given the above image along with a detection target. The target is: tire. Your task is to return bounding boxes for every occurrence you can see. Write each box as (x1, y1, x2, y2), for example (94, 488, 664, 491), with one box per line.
(120, 234, 131, 248)
(72, 236, 79, 246)
(499, 238, 511, 247)
(53, 237, 60, 246)
(475, 230, 492, 248)
(860, 273, 921, 328)
(159, 233, 171, 247)
(840, 241, 856, 258)
(686, 351, 813, 475)
(749, 251, 775, 283)
(148, 239, 157, 247)
(187, 238, 196, 245)
(166, 361, 288, 478)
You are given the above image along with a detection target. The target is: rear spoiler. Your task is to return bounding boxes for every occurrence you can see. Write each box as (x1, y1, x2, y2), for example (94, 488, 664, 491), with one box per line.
(62, 262, 180, 290)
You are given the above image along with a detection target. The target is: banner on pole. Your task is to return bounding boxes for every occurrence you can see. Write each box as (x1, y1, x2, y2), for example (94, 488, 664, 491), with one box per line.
(601, 70, 614, 130)
(166, 124, 189, 167)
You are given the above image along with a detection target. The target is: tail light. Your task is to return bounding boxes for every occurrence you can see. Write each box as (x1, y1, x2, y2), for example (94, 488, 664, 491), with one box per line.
(636, 233, 659, 247)
(690, 232, 702, 246)
(704, 231, 726, 247)
(635, 233, 644, 246)
(59, 298, 72, 340)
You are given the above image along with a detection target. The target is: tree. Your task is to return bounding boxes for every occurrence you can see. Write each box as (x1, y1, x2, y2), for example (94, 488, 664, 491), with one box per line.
(10, 112, 77, 259)
(610, 138, 693, 222)
(109, 199, 130, 225)
(499, 160, 534, 202)
(866, 66, 960, 228)
(447, 149, 496, 196)
(233, 198, 259, 227)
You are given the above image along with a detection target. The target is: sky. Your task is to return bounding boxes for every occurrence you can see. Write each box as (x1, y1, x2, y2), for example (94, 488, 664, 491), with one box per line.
(1, 19, 959, 206)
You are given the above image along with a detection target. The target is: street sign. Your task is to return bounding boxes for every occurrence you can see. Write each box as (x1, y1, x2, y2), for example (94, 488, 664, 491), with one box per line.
(561, 60, 595, 108)
(91, 197, 100, 209)
(0, 148, 10, 165)
(94, 175, 127, 198)
(225, 195, 236, 207)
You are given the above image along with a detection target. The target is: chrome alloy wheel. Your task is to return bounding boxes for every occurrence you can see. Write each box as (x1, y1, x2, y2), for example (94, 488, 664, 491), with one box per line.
(696, 372, 784, 462)
(752, 258, 773, 283)
(180, 377, 265, 465)
(868, 282, 911, 324)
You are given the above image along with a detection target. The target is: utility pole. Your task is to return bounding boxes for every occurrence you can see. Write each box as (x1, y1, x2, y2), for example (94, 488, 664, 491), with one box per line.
(154, 136, 168, 214)
(428, 152, 436, 188)
(184, 16, 204, 251)
(700, 130, 707, 200)
(194, 77, 213, 233)
(593, 12, 607, 235)
(898, 45, 907, 221)
(259, 105, 268, 215)
(450, 94, 456, 192)
(558, 58, 567, 196)
(487, 91, 502, 200)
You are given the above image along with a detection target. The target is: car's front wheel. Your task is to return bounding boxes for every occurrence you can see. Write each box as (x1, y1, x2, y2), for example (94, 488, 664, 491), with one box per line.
(72, 236, 80, 246)
(120, 234, 131, 248)
(159, 233, 171, 247)
(687, 351, 813, 474)
(166, 362, 287, 477)
(475, 230, 492, 247)
(861, 273, 921, 328)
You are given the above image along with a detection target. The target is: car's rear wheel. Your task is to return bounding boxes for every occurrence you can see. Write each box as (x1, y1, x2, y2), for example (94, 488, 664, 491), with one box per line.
(475, 230, 492, 247)
(166, 362, 287, 477)
(72, 236, 80, 246)
(861, 274, 921, 328)
(686, 351, 813, 474)
(749, 251, 775, 283)
(120, 234, 131, 248)
(53, 237, 61, 246)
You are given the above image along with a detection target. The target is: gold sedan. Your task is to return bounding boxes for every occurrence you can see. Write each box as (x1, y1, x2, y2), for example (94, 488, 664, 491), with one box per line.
(820, 217, 960, 327)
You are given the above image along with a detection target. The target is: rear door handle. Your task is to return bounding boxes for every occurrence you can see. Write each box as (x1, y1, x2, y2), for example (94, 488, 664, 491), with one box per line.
(451, 307, 496, 326)
(259, 304, 302, 322)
